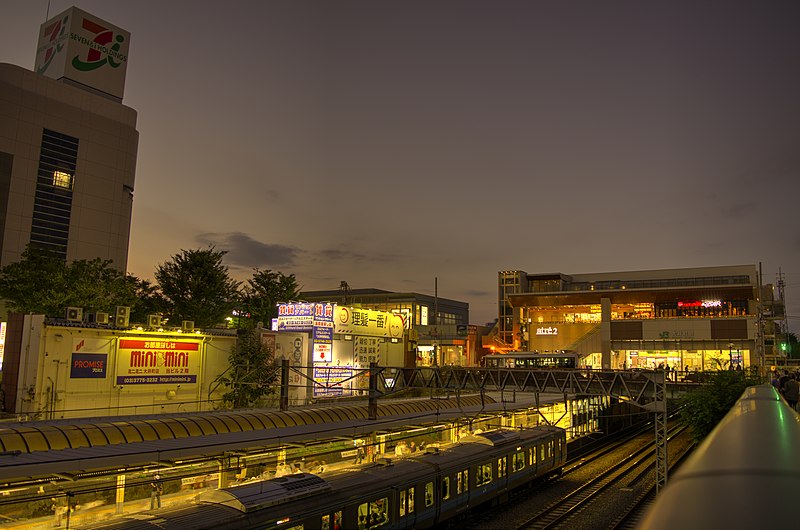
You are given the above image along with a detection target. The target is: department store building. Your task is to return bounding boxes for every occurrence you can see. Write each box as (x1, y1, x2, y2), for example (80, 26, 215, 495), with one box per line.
(495, 265, 783, 371)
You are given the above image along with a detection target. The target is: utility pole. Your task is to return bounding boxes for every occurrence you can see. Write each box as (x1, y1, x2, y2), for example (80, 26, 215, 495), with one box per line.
(433, 277, 439, 367)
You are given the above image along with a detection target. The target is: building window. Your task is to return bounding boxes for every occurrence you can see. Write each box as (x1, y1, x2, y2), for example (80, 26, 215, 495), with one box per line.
(52, 170, 73, 189)
(31, 129, 78, 259)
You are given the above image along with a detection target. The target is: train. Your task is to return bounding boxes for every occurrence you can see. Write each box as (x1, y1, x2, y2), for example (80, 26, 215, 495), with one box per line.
(80, 425, 566, 529)
(482, 351, 580, 369)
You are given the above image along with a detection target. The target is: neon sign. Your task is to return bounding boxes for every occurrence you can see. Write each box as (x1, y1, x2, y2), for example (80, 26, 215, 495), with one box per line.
(678, 300, 722, 308)
(535, 326, 558, 336)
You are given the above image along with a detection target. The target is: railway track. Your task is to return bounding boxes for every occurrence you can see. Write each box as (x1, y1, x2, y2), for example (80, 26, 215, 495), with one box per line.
(456, 417, 677, 530)
(514, 424, 693, 530)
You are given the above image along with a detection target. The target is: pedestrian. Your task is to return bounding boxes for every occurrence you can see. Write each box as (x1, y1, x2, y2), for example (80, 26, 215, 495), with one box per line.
(150, 474, 163, 509)
(783, 374, 799, 411)
(51, 498, 63, 527)
(355, 445, 365, 464)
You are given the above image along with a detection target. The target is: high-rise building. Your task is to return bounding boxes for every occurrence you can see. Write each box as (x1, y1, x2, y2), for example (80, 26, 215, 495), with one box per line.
(0, 6, 137, 270)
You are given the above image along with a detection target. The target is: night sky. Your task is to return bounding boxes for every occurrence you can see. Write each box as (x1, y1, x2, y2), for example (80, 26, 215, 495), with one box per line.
(2, 1, 799, 326)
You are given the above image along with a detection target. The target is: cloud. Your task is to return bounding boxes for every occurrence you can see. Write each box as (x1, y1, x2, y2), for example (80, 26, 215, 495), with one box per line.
(195, 232, 299, 269)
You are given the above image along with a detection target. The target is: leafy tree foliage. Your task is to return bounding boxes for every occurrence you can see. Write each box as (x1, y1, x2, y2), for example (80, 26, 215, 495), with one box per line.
(128, 277, 167, 324)
(155, 247, 240, 329)
(238, 269, 301, 329)
(0, 246, 140, 317)
(220, 329, 280, 408)
(679, 370, 762, 443)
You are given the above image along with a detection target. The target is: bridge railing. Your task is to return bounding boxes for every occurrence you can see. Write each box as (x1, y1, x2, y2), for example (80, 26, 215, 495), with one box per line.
(637, 384, 800, 529)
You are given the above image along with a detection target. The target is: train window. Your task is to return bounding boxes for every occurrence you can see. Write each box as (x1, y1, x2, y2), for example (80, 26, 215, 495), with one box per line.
(464, 469, 468, 491)
(322, 514, 330, 530)
(358, 497, 389, 529)
(497, 456, 507, 478)
(540, 444, 545, 461)
(425, 482, 434, 507)
(334, 511, 342, 529)
(476, 463, 492, 486)
(442, 477, 451, 500)
(548, 441, 553, 458)
(400, 488, 414, 517)
(512, 451, 525, 472)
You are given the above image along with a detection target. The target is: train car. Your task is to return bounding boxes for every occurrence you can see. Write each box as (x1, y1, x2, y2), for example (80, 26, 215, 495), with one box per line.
(483, 351, 579, 369)
(78, 426, 566, 530)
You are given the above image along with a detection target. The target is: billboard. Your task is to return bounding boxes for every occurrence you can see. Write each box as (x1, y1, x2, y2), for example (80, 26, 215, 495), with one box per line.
(35, 6, 131, 100)
(116, 339, 200, 385)
(335, 306, 405, 338)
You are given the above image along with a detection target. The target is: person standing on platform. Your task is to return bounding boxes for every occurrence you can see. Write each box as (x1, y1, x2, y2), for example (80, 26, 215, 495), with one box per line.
(150, 474, 163, 509)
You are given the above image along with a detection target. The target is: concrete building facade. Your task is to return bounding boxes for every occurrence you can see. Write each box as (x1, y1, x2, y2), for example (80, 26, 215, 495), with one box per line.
(493, 265, 781, 372)
(0, 6, 137, 271)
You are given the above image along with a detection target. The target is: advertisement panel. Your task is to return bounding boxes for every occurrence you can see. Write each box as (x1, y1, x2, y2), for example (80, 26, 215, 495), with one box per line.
(116, 339, 200, 385)
(313, 366, 354, 397)
(35, 6, 131, 100)
(276, 303, 316, 331)
(334, 306, 405, 338)
(70, 353, 107, 378)
(312, 303, 334, 362)
(354, 337, 381, 366)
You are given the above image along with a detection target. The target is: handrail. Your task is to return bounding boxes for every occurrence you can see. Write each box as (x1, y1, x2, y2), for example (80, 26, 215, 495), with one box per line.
(637, 384, 800, 529)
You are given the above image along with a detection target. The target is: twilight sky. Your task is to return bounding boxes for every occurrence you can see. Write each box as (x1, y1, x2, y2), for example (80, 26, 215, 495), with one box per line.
(2, 1, 799, 326)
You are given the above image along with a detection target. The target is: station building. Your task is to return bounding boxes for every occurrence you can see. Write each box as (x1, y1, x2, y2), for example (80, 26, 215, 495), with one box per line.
(492, 265, 784, 371)
(0, 7, 138, 272)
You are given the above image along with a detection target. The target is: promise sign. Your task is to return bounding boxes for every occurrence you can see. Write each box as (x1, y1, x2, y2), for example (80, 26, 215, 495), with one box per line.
(116, 339, 200, 385)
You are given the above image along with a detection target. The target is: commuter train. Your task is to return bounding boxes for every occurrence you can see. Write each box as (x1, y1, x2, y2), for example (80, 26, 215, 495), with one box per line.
(483, 351, 580, 369)
(82, 426, 566, 529)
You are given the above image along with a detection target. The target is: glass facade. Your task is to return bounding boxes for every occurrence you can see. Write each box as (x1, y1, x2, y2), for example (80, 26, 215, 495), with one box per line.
(30, 129, 78, 259)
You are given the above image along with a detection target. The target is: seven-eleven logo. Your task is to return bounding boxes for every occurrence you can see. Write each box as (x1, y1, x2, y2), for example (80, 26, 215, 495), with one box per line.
(72, 17, 126, 72)
(36, 15, 69, 74)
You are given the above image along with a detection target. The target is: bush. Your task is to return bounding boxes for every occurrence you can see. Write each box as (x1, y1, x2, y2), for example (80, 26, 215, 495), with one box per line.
(679, 370, 761, 443)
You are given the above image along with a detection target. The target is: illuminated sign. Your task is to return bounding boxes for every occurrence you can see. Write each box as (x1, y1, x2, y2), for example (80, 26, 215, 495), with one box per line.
(313, 366, 354, 397)
(678, 300, 722, 308)
(0, 322, 5, 371)
(354, 336, 381, 366)
(70, 353, 107, 378)
(335, 306, 405, 338)
(116, 339, 200, 385)
(35, 6, 131, 100)
(535, 326, 559, 336)
(276, 302, 316, 330)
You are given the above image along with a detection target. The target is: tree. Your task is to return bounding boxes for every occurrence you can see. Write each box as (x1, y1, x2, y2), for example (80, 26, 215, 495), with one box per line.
(219, 329, 280, 408)
(238, 269, 301, 329)
(155, 247, 240, 329)
(0, 246, 140, 317)
(128, 277, 167, 324)
(679, 370, 761, 443)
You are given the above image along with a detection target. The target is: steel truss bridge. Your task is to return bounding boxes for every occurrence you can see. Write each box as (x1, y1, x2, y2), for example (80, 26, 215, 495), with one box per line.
(286, 362, 681, 492)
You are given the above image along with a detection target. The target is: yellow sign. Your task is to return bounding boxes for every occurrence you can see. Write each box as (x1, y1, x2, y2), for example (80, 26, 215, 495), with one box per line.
(334, 306, 405, 338)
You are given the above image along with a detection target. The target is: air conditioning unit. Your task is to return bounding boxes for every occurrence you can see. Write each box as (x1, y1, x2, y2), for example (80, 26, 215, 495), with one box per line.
(115, 306, 130, 328)
(182, 320, 195, 332)
(66, 307, 83, 322)
(147, 314, 161, 328)
(94, 312, 109, 325)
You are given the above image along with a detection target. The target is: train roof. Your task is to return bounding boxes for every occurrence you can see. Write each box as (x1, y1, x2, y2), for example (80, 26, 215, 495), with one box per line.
(197, 473, 331, 512)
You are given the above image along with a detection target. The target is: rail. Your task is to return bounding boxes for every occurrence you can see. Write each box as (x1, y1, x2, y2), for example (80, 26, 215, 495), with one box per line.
(636, 384, 800, 529)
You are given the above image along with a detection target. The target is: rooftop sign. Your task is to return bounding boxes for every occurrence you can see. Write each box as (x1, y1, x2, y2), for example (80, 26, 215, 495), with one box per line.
(35, 6, 130, 100)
